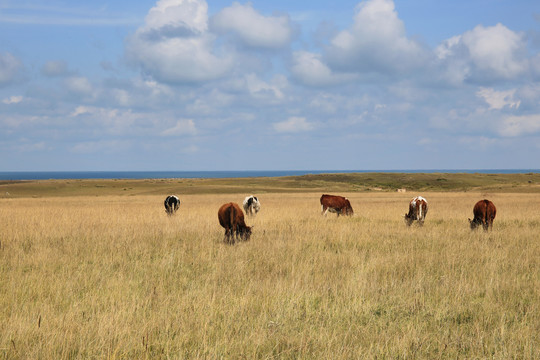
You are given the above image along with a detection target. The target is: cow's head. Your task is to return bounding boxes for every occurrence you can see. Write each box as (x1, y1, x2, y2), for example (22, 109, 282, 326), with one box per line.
(403, 213, 413, 226)
(253, 198, 261, 212)
(344, 200, 354, 216)
(469, 218, 481, 230)
(241, 226, 253, 241)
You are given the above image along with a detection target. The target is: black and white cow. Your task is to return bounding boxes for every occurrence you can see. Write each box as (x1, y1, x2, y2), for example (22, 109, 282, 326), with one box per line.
(243, 195, 261, 216)
(164, 195, 180, 215)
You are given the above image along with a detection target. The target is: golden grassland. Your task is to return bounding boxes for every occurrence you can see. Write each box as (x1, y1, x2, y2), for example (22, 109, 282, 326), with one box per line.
(1, 187, 539, 358)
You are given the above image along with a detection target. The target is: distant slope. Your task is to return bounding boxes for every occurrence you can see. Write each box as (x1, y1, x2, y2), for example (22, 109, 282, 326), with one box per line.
(1, 172, 539, 198)
(284, 172, 540, 192)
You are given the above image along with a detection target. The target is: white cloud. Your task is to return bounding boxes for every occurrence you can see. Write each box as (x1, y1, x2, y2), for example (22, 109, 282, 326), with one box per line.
(71, 140, 131, 154)
(477, 88, 520, 110)
(324, 0, 427, 74)
(433, 37, 471, 86)
(181, 145, 199, 153)
(0, 52, 23, 85)
(291, 51, 355, 86)
(143, 0, 208, 33)
(245, 73, 286, 100)
(211, 2, 293, 49)
(111, 89, 131, 106)
(71, 106, 93, 116)
(126, 0, 233, 83)
(70, 106, 145, 135)
(417, 138, 434, 146)
(499, 114, 540, 137)
(273, 116, 314, 133)
(65, 76, 93, 95)
(161, 119, 197, 136)
(41, 60, 70, 77)
(0, 4, 139, 26)
(2, 96, 23, 104)
(462, 24, 527, 79)
(13, 141, 51, 153)
(437, 24, 528, 83)
(458, 136, 498, 149)
(435, 35, 461, 60)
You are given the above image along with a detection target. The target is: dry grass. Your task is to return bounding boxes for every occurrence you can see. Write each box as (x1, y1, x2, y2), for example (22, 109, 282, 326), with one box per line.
(1, 191, 539, 358)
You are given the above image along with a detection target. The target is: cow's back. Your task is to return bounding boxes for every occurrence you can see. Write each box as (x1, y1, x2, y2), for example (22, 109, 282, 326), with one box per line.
(164, 195, 180, 214)
(321, 194, 345, 207)
(472, 199, 496, 230)
(232, 203, 247, 227)
(486, 200, 496, 220)
(218, 202, 246, 228)
(218, 203, 235, 229)
(473, 200, 488, 219)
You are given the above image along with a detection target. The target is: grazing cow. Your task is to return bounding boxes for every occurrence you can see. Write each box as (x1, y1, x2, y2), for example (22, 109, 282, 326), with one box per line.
(218, 202, 252, 244)
(404, 196, 428, 226)
(320, 194, 354, 217)
(469, 199, 496, 231)
(243, 195, 261, 216)
(164, 195, 180, 215)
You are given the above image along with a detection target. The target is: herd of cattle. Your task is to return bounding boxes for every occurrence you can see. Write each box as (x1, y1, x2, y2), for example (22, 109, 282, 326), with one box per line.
(164, 194, 497, 244)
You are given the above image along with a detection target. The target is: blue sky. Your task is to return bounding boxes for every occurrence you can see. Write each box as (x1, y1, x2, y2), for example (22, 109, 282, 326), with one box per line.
(1, 0, 540, 171)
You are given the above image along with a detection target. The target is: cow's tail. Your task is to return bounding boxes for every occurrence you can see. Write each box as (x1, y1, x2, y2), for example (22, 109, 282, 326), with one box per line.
(230, 205, 237, 239)
(484, 200, 490, 228)
(418, 202, 422, 221)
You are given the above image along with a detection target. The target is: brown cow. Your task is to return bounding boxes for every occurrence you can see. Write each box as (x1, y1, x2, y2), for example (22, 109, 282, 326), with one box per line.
(404, 196, 428, 226)
(469, 199, 496, 231)
(320, 194, 354, 216)
(218, 202, 252, 244)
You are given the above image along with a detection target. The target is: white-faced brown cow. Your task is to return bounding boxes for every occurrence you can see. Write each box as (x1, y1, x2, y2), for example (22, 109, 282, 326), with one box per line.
(243, 195, 261, 216)
(320, 194, 354, 217)
(469, 199, 496, 231)
(404, 196, 428, 226)
(164, 195, 180, 215)
(218, 202, 252, 244)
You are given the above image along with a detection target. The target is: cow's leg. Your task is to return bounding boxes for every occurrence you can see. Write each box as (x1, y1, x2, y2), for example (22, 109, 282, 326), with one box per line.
(232, 227, 237, 243)
(322, 206, 330, 216)
(231, 229, 236, 244)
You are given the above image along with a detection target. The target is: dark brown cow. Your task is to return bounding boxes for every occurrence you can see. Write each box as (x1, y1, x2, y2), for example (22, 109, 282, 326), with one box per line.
(320, 194, 354, 217)
(404, 196, 428, 226)
(218, 202, 252, 244)
(469, 199, 496, 231)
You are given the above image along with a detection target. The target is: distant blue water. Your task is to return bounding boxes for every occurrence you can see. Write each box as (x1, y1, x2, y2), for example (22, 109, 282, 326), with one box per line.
(0, 169, 538, 181)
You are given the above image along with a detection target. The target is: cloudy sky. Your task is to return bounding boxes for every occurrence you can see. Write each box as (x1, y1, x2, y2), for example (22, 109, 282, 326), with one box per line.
(1, 0, 540, 171)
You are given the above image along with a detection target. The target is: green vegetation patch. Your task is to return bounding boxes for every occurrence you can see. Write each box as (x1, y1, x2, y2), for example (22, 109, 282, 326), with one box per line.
(1, 172, 539, 198)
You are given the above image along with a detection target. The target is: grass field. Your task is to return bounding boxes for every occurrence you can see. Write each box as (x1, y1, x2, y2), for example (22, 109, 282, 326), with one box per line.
(1, 176, 539, 358)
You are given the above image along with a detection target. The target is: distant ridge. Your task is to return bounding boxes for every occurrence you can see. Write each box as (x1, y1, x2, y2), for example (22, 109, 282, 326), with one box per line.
(0, 169, 538, 181)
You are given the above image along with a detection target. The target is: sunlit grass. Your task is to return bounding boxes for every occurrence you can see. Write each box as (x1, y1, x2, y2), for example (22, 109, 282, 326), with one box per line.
(1, 192, 539, 358)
